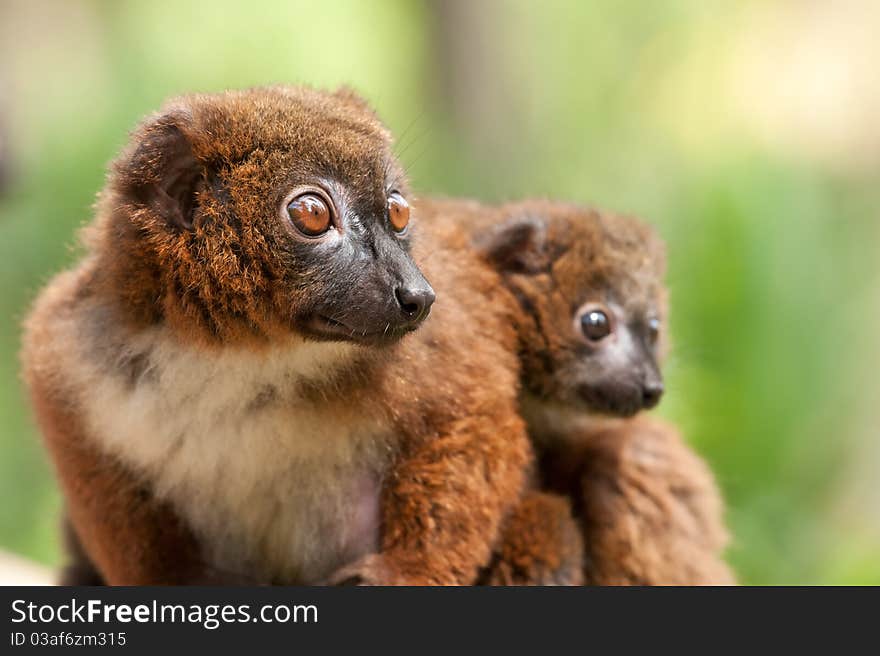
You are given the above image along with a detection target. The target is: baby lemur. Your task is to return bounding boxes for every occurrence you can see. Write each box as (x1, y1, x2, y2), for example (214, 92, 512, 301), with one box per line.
(22, 86, 540, 585)
(417, 198, 733, 585)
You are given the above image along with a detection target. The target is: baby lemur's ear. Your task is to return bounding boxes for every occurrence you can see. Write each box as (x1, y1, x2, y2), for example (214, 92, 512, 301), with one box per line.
(332, 85, 381, 118)
(118, 108, 202, 230)
(476, 215, 552, 274)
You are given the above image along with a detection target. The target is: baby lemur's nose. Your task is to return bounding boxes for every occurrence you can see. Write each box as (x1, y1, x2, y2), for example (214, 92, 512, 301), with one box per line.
(395, 286, 436, 322)
(641, 381, 664, 408)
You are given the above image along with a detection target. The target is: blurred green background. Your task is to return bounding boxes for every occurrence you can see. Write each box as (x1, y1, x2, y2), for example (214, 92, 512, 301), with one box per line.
(1, 0, 878, 584)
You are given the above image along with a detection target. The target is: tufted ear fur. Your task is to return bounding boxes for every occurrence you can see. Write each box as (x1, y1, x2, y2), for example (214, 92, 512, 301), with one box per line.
(332, 85, 373, 112)
(474, 215, 553, 274)
(122, 110, 202, 230)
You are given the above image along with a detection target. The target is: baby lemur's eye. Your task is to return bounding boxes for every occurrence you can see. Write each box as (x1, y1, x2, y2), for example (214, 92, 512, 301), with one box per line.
(287, 193, 332, 237)
(580, 308, 612, 341)
(387, 191, 410, 233)
(647, 317, 661, 342)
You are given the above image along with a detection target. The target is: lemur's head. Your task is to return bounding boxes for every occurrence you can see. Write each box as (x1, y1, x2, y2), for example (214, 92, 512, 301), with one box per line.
(96, 86, 433, 346)
(478, 201, 667, 417)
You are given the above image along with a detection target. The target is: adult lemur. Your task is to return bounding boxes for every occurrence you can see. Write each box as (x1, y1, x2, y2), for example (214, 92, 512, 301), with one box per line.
(22, 86, 536, 585)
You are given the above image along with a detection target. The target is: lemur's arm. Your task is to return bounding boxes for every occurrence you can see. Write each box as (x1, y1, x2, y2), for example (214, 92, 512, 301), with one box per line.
(330, 410, 533, 585)
(479, 491, 584, 586)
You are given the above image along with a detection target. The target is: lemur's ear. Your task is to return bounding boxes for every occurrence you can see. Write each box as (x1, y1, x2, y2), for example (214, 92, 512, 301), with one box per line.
(475, 215, 551, 274)
(333, 85, 369, 108)
(333, 85, 384, 120)
(119, 108, 202, 230)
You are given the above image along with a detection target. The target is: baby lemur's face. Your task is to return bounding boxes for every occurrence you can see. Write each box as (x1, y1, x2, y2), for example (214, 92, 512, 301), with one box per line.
(480, 202, 667, 417)
(106, 86, 433, 346)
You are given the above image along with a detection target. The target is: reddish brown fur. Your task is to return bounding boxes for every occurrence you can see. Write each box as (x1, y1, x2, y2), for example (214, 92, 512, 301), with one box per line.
(23, 86, 728, 586)
(417, 197, 733, 585)
(540, 416, 735, 585)
(22, 88, 533, 585)
(88, 85, 405, 346)
(478, 492, 584, 586)
(475, 198, 668, 405)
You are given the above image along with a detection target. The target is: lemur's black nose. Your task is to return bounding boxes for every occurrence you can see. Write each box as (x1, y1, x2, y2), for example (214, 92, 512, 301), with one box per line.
(395, 286, 435, 322)
(641, 381, 664, 408)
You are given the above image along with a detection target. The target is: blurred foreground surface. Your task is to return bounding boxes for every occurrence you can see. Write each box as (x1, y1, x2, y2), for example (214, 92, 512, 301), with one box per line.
(0, 0, 878, 584)
(0, 550, 52, 586)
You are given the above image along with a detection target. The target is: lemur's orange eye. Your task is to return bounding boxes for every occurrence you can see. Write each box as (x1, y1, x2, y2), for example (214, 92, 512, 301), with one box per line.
(388, 192, 410, 232)
(287, 194, 332, 236)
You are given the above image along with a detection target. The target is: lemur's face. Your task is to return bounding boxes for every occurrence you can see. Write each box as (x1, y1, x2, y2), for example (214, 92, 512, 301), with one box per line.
(552, 275, 666, 417)
(478, 203, 667, 417)
(113, 86, 433, 345)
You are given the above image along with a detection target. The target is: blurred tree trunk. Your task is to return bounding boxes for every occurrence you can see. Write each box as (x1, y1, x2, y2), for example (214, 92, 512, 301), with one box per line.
(0, 4, 9, 193)
(426, 0, 522, 172)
